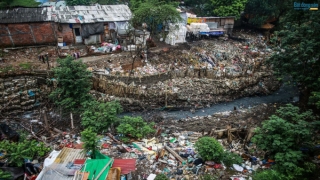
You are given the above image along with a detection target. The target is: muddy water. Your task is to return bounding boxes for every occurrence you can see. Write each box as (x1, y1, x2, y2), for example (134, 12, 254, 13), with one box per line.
(124, 83, 299, 120)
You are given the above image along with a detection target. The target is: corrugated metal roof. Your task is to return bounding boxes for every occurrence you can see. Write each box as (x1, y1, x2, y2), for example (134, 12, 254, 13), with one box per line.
(0, 5, 132, 24)
(112, 159, 136, 175)
(37, 147, 87, 180)
(0, 7, 52, 23)
(52, 5, 132, 23)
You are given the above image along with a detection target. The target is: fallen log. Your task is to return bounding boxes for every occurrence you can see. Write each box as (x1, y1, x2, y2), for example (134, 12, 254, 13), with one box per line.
(164, 145, 184, 162)
(107, 133, 121, 144)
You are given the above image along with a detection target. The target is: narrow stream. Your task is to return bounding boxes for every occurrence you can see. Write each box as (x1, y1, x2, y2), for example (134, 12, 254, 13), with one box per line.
(124, 83, 299, 120)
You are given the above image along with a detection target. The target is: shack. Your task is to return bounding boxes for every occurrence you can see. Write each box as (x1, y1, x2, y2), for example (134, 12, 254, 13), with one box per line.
(0, 5, 132, 47)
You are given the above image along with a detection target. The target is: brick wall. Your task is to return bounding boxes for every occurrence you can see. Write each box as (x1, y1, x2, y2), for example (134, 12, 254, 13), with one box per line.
(0, 22, 57, 47)
(55, 24, 75, 45)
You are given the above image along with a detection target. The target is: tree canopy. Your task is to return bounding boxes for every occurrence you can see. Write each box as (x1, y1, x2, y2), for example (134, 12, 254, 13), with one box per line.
(252, 104, 317, 179)
(0, 0, 40, 9)
(210, 0, 248, 19)
(130, 0, 182, 35)
(49, 57, 92, 114)
(268, 6, 320, 108)
(244, 0, 290, 26)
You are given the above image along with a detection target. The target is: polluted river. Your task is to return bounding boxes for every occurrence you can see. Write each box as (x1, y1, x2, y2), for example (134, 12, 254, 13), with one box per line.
(0, 29, 302, 179)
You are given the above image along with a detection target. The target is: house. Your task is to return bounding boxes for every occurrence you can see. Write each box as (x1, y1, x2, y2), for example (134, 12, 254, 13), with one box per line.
(0, 8, 55, 47)
(0, 5, 132, 47)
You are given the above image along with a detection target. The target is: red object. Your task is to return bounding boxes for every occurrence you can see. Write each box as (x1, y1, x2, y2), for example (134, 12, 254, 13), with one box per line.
(74, 159, 86, 165)
(112, 159, 136, 175)
(102, 143, 110, 149)
(147, 146, 152, 150)
(213, 164, 223, 169)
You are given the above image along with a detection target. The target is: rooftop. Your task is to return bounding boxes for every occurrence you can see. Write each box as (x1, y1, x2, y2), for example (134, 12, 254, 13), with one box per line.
(0, 4, 132, 24)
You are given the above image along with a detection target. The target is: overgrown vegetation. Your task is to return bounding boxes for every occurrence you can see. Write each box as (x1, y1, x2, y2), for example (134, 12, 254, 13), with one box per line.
(195, 137, 224, 162)
(116, 116, 155, 141)
(221, 151, 243, 167)
(0, 65, 15, 73)
(81, 128, 98, 159)
(252, 104, 318, 179)
(0, 0, 40, 9)
(130, 0, 182, 36)
(81, 100, 123, 133)
(19, 62, 32, 70)
(0, 169, 12, 180)
(49, 56, 92, 114)
(0, 140, 51, 167)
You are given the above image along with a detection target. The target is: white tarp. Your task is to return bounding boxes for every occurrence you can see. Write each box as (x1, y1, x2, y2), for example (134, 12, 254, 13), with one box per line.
(35, 150, 61, 180)
(165, 23, 187, 46)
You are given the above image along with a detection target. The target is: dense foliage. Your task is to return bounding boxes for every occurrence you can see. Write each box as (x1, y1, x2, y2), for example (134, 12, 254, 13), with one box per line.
(81, 128, 98, 158)
(0, 169, 12, 180)
(244, 0, 289, 26)
(0, 140, 51, 167)
(130, 0, 182, 35)
(268, 4, 320, 108)
(252, 104, 317, 179)
(81, 100, 123, 133)
(49, 57, 92, 114)
(210, 0, 248, 19)
(0, 0, 40, 9)
(183, 0, 214, 17)
(195, 137, 224, 161)
(221, 151, 243, 167)
(116, 116, 155, 141)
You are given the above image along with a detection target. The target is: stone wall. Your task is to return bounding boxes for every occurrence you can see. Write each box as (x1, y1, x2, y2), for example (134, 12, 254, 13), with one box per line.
(0, 22, 57, 47)
(0, 73, 50, 116)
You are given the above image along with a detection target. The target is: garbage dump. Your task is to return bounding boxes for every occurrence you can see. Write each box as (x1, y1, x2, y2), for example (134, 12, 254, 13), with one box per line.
(3, 103, 285, 180)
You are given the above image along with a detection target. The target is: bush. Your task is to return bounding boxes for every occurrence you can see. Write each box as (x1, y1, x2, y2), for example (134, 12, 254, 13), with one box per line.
(81, 100, 122, 133)
(253, 169, 289, 180)
(195, 137, 224, 161)
(221, 151, 243, 167)
(154, 174, 169, 180)
(81, 128, 98, 159)
(116, 116, 155, 140)
(0, 140, 51, 167)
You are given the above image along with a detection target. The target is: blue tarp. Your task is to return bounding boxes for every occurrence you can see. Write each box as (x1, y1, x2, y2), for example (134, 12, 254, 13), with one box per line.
(199, 31, 224, 36)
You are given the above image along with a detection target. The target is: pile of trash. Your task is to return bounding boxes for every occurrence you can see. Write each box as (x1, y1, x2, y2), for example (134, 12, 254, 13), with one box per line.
(88, 34, 272, 80)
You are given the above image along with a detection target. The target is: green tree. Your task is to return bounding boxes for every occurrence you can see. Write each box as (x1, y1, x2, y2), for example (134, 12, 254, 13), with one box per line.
(244, 0, 290, 26)
(0, 0, 40, 9)
(194, 137, 224, 161)
(81, 128, 98, 159)
(130, 0, 182, 36)
(210, 0, 248, 19)
(268, 4, 320, 108)
(81, 100, 123, 133)
(65, 0, 91, 5)
(252, 104, 317, 178)
(49, 56, 92, 114)
(183, 0, 215, 17)
(116, 116, 155, 141)
(50, 57, 92, 129)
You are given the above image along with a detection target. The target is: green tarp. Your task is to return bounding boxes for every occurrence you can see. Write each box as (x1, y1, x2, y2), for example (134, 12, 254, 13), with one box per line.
(82, 151, 113, 180)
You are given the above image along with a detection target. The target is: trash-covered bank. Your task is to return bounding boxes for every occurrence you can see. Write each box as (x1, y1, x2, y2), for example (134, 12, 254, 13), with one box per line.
(28, 103, 288, 180)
